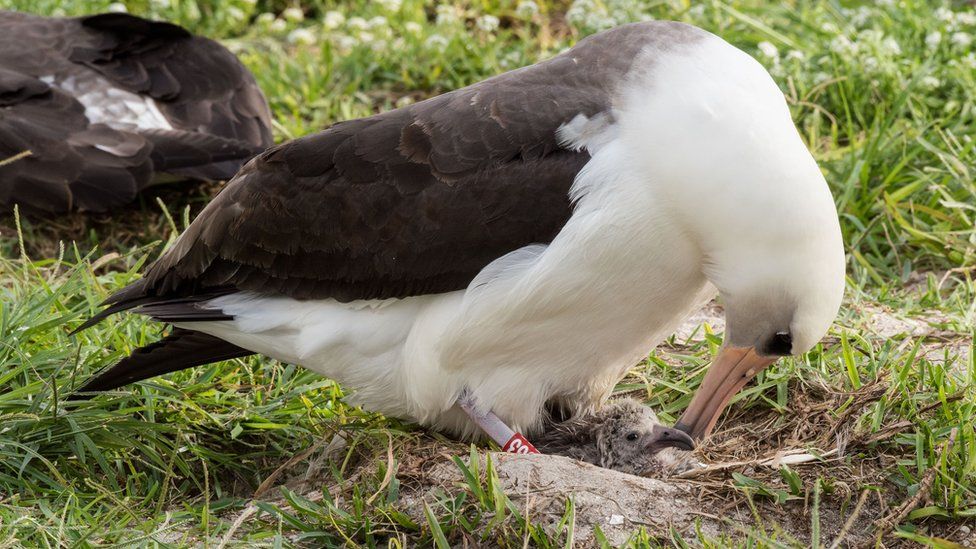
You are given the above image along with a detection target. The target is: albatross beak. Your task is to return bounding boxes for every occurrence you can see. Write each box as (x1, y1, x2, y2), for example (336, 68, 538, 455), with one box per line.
(674, 346, 776, 440)
(648, 423, 695, 453)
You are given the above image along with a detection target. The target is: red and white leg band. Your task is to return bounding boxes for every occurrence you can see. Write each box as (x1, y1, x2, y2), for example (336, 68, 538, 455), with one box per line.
(456, 390, 541, 454)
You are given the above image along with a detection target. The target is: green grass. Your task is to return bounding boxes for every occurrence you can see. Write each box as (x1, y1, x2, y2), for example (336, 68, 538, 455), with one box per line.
(2, 0, 975, 546)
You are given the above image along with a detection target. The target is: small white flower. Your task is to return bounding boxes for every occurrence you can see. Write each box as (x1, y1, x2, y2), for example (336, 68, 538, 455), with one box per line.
(820, 22, 839, 33)
(336, 35, 356, 51)
(757, 41, 779, 59)
(786, 50, 805, 62)
(323, 11, 345, 30)
(368, 16, 388, 29)
(359, 32, 375, 44)
(925, 31, 942, 48)
(851, 6, 872, 27)
(376, 0, 402, 12)
(566, 6, 583, 25)
(348, 17, 368, 31)
(240, 0, 256, 5)
(282, 7, 304, 22)
(287, 28, 316, 45)
(150, 0, 170, 8)
(435, 5, 460, 26)
(962, 52, 976, 68)
(107, 2, 128, 13)
(404, 21, 423, 34)
(582, 12, 617, 32)
(226, 7, 246, 21)
(395, 95, 414, 108)
(687, 4, 705, 17)
(269, 19, 287, 32)
(515, 0, 540, 18)
(859, 29, 883, 42)
(920, 75, 941, 89)
(877, 0, 894, 6)
(830, 35, 856, 54)
(477, 15, 500, 32)
(881, 37, 901, 55)
(255, 12, 276, 25)
(951, 32, 972, 47)
(956, 12, 976, 26)
(934, 7, 953, 22)
(813, 72, 831, 84)
(425, 34, 449, 51)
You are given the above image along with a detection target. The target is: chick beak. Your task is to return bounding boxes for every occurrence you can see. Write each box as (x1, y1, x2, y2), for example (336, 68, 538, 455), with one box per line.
(647, 423, 695, 453)
(674, 346, 776, 440)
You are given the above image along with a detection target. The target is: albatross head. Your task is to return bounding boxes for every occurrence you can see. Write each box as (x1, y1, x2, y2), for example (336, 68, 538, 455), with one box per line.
(674, 228, 846, 440)
(618, 29, 847, 440)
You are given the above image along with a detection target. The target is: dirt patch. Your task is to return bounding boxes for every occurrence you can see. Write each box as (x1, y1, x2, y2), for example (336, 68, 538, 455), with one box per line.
(404, 451, 886, 546)
(406, 452, 728, 544)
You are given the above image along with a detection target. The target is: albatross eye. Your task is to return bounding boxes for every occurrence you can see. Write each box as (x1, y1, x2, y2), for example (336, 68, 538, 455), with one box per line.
(625, 432, 639, 442)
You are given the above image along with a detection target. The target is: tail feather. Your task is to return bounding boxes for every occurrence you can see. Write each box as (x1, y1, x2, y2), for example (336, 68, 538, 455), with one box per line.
(70, 328, 253, 399)
(70, 278, 151, 335)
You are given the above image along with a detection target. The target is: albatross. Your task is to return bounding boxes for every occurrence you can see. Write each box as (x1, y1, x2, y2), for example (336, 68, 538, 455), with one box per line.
(72, 21, 845, 446)
(0, 11, 272, 213)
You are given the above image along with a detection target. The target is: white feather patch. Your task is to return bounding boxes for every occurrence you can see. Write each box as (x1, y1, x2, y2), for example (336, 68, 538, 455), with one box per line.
(47, 72, 173, 131)
(556, 111, 619, 153)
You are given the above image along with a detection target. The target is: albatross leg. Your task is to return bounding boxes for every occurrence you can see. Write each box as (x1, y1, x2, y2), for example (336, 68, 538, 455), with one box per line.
(456, 390, 540, 454)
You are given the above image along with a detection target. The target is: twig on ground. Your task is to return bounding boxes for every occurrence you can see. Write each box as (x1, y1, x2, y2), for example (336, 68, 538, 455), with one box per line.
(829, 489, 871, 549)
(676, 448, 839, 480)
(860, 427, 959, 548)
(253, 432, 338, 498)
(366, 432, 396, 505)
(216, 504, 258, 549)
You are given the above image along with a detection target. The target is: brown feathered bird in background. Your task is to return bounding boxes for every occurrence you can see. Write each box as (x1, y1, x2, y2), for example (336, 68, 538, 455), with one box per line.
(0, 11, 273, 214)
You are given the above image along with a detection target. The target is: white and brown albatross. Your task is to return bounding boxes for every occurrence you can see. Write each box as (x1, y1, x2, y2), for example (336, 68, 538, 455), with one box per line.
(72, 22, 845, 448)
(0, 11, 272, 214)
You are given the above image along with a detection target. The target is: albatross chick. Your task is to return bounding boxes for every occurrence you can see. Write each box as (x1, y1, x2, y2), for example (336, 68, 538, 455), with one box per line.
(536, 399, 697, 476)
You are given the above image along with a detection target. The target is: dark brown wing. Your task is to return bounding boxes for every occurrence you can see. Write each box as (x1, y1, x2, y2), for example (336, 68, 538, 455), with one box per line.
(0, 68, 154, 213)
(93, 23, 693, 307)
(0, 11, 272, 213)
(69, 13, 272, 149)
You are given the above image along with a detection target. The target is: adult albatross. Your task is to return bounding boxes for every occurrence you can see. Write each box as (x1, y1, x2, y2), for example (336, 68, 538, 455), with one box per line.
(73, 21, 845, 444)
(0, 11, 272, 214)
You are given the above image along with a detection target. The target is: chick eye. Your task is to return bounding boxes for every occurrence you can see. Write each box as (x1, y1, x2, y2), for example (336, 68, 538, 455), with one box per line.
(625, 432, 639, 442)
